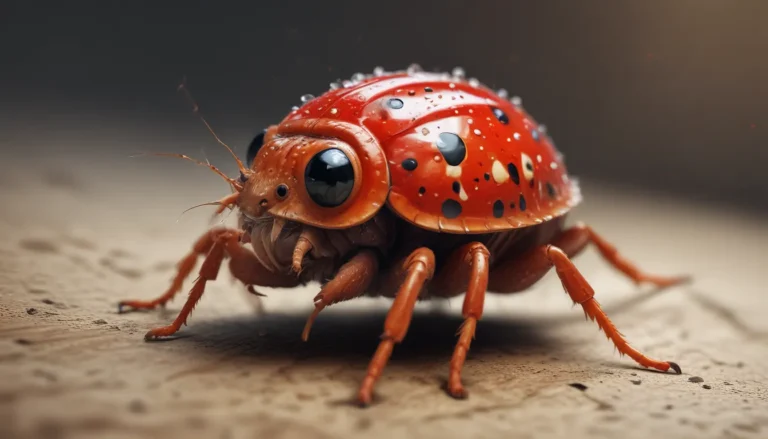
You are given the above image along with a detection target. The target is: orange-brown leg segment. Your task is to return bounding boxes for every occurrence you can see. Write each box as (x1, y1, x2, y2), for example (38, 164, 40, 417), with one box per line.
(118, 227, 229, 313)
(545, 245, 680, 373)
(430, 242, 490, 399)
(143, 232, 229, 340)
(358, 248, 436, 406)
(301, 249, 379, 341)
(488, 224, 683, 374)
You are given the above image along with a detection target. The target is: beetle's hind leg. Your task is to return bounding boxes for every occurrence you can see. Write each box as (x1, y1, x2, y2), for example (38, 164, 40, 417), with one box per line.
(488, 224, 684, 374)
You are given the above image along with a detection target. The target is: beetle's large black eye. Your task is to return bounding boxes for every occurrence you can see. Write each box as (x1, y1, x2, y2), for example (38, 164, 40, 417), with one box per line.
(246, 130, 266, 167)
(304, 148, 355, 207)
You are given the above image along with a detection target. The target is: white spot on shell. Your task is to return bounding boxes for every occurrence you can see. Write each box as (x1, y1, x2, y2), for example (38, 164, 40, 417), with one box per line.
(536, 154, 542, 163)
(473, 128, 481, 135)
(330, 108, 338, 114)
(446, 165, 462, 178)
(449, 83, 456, 89)
(459, 186, 468, 201)
(434, 155, 442, 162)
(521, 153, 534, 181)
(506, 137, 512, 142)
(550, 162, 559, 169)
(513, 132, 521, 140)
(491, 160, 509, 183)
(468, 118, 473, 124)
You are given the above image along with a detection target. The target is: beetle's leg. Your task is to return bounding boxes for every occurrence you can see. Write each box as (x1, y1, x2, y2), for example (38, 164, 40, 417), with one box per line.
(118, 227, 231, 313)
(488, 223, 688, 293)
(545, 244, 681, 373)
(301, 249, 379, 341)
(488, 227, 682, 374)
(567, 223, 690, 287)
(358, 247, 435, 406)
(430, 242, 490, 399)
(144, 231, 299, 340)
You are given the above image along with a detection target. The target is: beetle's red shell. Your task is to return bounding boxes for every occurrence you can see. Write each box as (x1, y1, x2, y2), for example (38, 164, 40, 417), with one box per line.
(274, 69, 581, 234)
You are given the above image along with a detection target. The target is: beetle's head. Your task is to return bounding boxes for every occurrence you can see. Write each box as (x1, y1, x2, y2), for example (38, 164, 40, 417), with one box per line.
(236, 130, 358, 227)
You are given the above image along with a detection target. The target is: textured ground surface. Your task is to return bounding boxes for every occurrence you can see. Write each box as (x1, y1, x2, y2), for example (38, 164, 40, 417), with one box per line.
(1, 152, 767, 439)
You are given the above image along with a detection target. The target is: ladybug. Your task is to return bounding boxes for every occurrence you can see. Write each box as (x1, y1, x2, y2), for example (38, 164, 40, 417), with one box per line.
(119, 65, 689, 405)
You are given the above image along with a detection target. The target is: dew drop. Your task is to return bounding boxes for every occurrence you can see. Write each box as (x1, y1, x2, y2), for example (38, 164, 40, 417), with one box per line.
(511, 96, 522, 107)
(407, 63, 423, 75)
(497, 88, 509, 98)
(468, 78, 480, 87)
(300, 94, 315, 103)
(329, 82, 342, 90)
(351, 72, 365, 82)
(373, 66, 385, 76)
(451, 67, 466, 79)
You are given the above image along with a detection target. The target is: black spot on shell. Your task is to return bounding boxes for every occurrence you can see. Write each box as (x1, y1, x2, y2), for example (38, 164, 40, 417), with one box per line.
(418, 186, 426, 195)
(519, 194, 527, 211)
(441, 199, 462, 219)
(452, 181, 461, 194)
(387, 98, 404, 109)
(507, 163, 520, 185)
(473, 177, 480, 183)
(493, 200, 504, 218)
(491, 107, 509, 124)
(529, 179, 535, 189)
(424, 87, 433, 92)
(546, 182, 557, 199)
(402, 158, 418, 171)
(509, 201, 516, 209)
(483, 173, 490, 181)
(435, 132, 466, 166)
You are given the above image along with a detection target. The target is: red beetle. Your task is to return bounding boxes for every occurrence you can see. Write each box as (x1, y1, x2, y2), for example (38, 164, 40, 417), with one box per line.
(119, 65, 688, 405)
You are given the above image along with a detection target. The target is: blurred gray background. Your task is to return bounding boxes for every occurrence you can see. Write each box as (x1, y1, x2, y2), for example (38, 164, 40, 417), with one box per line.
(1, 0, 767, 211)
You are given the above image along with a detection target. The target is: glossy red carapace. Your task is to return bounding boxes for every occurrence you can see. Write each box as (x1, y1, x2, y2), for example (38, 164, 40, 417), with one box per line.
(264, 67, 581, 233)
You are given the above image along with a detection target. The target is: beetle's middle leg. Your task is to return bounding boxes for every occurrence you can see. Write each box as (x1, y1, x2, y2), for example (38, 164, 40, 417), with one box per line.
(429, 242, 491, 399)
(358, 247, 435, 406)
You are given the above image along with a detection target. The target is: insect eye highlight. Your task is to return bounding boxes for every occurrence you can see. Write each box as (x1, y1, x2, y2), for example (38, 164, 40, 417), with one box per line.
(304, 148, 355, 208)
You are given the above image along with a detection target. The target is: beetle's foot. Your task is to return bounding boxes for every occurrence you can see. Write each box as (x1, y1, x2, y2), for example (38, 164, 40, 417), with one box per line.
(118, 300, 164, 314)
(144, 324, 181, 341)
(357, 386, 373, 407)
(666, 361, 682, 374)
(446, 380, 469, 400)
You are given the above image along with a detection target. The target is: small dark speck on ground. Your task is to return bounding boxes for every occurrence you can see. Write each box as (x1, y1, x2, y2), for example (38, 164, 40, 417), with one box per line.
(664, 404, 674, 410)
(15, 338, 33, 345)
(93, 319, 107, 325)
(26, 308, 38, 315)
(19, 238, 59, 254)
(129, 399, 147, 413)
(630, 380, 642, 385)
(688, 376, 704, 383)
(702, 385, 711, 390)
(41, 299, 55, 305)
(569, 383, 588, 391)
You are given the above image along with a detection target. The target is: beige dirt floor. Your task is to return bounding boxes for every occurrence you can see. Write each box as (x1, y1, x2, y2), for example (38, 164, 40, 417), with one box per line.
(1, 153, 766, 439)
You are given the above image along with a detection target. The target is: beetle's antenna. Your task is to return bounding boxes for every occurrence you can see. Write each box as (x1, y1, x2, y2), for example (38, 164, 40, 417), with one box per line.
(131, 152, 243, 191)
(177, 76, 247, 173)
(175, 192, 241, 223)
